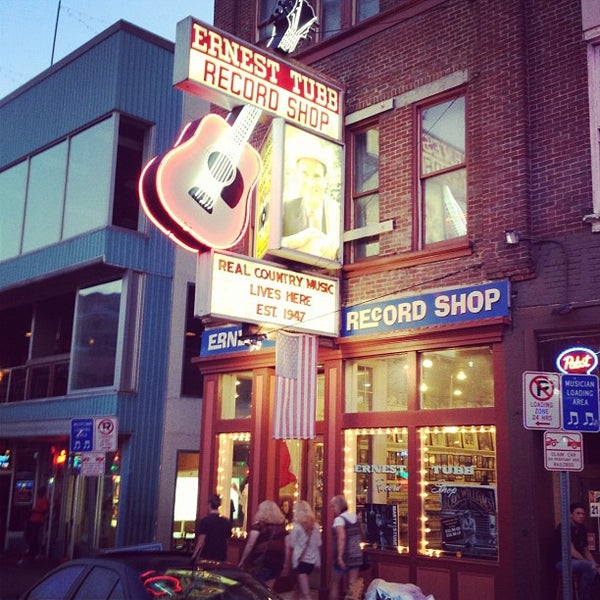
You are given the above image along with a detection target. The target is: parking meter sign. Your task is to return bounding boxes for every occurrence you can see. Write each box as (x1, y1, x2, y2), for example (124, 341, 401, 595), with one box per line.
(523, 372, 561, 430)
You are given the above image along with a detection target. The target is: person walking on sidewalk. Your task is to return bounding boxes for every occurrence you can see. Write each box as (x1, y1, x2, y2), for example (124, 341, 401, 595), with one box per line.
(192, 494, 232, 562)
(20, 486, 50, 564)
(283, 500, 322, 600)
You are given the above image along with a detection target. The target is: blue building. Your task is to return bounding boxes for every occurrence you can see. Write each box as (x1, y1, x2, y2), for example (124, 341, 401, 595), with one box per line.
(0, 21, 203, 556)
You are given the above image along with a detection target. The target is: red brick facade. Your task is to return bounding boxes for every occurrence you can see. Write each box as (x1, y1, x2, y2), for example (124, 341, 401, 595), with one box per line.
(202, 1, 600, 598)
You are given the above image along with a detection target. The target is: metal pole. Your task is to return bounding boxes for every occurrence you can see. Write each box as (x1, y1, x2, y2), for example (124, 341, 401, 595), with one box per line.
(560, 471, 573, 600)
(50, 0, 61, 66)
(68, 472, 81, 560)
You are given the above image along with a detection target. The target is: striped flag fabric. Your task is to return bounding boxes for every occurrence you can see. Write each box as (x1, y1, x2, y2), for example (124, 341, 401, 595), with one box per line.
(273, 331, 317, 439)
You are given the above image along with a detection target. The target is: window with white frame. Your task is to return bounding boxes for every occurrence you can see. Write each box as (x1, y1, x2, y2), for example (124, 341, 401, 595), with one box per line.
(350, 124, 380, 259)
(418, 94, 467, 247)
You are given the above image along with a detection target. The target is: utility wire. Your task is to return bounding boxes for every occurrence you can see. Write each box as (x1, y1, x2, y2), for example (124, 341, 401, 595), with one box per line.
(259, 261, 484, 338)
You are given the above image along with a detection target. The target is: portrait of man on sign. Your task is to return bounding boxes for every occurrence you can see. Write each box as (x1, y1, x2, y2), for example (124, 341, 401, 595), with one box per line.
(280, 126, 342, 262)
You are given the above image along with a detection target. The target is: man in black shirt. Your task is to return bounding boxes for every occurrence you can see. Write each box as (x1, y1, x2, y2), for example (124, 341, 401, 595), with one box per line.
(192, 494, 232, 562)
(554, 502, 599, 600)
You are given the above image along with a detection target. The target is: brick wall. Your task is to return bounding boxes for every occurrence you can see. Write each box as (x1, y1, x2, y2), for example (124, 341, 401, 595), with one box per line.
(214, 0, 593, 304)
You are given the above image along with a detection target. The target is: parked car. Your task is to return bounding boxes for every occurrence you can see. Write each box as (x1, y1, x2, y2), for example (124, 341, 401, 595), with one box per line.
(20, 551, 284, 599)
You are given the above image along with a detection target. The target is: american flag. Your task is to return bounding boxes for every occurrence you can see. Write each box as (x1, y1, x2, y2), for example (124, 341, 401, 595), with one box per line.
(273, 331, 317, 439)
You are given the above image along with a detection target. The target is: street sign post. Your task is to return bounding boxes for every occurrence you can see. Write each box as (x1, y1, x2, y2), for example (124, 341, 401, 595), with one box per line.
(543, 431, 584, 472)
(70, 418, 94, 453)
(94, 417, 118, 452)
(561, 374, 600, 432)
(81, 452, 106, 477)
(523, 371, 561, 429)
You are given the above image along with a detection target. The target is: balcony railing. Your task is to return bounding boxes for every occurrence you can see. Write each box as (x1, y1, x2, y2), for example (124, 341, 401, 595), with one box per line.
(0, 355, 70, 403)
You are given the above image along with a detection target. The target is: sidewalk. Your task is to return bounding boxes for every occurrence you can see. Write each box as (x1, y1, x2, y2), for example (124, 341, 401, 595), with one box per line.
(0, 552, 59, 600)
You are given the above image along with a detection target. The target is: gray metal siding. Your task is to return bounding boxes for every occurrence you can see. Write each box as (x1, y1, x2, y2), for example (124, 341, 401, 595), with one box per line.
(116, 272, 173, 545)
(0, 22, 187, 547)
(0, 228, 174, 290)
(0, 24, 183, 168)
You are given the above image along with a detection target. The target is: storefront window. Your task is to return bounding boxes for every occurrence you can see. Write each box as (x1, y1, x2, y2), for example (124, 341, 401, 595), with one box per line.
(219, 372, 252, 419)
(277, 439, 301, 525)
(419, 426, 497, 560)
(216, 433, 250, 534)
(420, 346, 494, 409)
(172, 451, 198, 551)
(345, 356, 408, 412)
(344, 428, 409, 553)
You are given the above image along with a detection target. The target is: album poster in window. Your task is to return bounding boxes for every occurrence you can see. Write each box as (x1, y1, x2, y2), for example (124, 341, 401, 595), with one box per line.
(363, 503, 398, 551)
(439, 484, 497, 559)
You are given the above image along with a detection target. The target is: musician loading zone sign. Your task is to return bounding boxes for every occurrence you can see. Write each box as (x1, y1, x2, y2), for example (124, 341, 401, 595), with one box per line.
(522, 371, 600, 432)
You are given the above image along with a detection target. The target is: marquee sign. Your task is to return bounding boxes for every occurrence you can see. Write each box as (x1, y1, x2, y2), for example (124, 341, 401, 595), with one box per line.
(173, 17, 343, 142)
(195, 250, 339, 336)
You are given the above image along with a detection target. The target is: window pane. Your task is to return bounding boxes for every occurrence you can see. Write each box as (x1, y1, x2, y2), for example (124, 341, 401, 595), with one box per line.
(354, 129, 379, 193)
(424, 169, 467, 243)
(353, 127, 380, 258)
(30, 293, 74, 359)
(181, 284, 203, 397)
(316, 372, 325, 420)
(219, 372, 252, 419)
(345, 428, 409, 553)
(322, 0, 342, 38)
(28, 565, 85, 599)
(216, 433, 250, 532)
(356, 194, 379, 229)
(419, 426, 497, 560)
(0, 162, 27, 260)
(73, 567, 121, 599)
(22, 142, 67, 253)
(63, 118, 113, 239)
(308, 440, 324, 523)
(112, 118, 144, 230)
(277, 439, 301, 524)
(420, 346, 494, 409)
(345, 356, 408, 413)
(357, 0, 379, 21)
(172, 451, 199, 551)
(70, 280, 122, 391)
(421, 97, 465, 175)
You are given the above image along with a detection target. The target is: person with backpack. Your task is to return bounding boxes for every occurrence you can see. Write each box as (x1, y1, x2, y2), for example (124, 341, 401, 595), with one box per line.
(283, 500, 322, 600)
(330, 494, 364, 600)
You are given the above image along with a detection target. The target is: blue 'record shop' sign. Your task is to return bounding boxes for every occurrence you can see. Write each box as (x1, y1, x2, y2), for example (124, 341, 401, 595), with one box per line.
(341, 280, 510, 337)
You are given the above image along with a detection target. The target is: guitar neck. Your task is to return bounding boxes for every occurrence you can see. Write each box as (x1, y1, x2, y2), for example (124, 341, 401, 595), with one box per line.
(230, 105, 263, 157)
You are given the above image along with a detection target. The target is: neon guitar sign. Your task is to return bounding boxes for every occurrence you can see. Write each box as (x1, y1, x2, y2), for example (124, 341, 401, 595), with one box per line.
(139, 0, 317, 252)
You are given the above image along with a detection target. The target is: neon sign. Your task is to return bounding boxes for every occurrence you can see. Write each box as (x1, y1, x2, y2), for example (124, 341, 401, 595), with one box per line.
(140, 2, 326, 253)
(173, 17, 343, 141)
(556, 346, 599, 374)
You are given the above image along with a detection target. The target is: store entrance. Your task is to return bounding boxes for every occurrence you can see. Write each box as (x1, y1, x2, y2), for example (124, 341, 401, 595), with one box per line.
(276, 437, 324, 524)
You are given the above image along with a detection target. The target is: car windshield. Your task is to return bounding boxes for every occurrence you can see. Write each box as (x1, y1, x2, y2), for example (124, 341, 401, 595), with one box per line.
(140, 566, 276, 599)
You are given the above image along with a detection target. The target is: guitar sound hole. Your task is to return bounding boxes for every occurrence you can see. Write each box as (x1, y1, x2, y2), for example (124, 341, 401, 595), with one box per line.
(207, 151, 236, 185)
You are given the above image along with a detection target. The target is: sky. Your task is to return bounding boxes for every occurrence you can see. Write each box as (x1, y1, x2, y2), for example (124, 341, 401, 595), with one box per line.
(0, 0, 214, 100)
